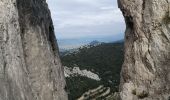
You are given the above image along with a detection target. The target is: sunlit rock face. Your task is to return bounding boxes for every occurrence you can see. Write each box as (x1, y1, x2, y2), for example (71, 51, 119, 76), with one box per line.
(64, 66, 101, 81)
(118, 0, 170, 100)
(0, 0, 67, 100)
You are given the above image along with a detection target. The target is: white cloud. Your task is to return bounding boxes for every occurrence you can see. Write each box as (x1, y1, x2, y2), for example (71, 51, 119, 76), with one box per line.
(55, 9, 123, 29)
(47, 0, 125, 39)
(100, 6, 115, 10)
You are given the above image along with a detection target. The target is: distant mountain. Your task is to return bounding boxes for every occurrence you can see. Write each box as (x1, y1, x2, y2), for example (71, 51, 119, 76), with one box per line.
(59, 40, 103, 56)
(89, 40, 102, 46)
(57, 35, 124, 50)
(59, 40, 124, 57)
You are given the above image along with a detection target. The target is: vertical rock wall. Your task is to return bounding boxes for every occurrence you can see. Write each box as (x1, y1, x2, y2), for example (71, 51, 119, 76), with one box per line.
(118, 0, 170, 100)
(0, 0, 67, 100)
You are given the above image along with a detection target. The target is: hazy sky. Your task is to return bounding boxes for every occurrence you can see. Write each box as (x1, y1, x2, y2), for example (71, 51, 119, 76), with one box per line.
(47, 0, 125, 39)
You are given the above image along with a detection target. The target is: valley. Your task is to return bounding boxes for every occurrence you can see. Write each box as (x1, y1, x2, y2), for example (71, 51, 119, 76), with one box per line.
(60, 41, 124, 100)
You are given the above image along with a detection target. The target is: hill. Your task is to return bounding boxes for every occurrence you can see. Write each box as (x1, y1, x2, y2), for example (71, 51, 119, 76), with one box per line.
(60, 41, 124, 99)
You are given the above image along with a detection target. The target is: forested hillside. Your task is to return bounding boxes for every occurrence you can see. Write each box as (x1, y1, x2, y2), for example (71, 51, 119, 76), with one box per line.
(60, 41, 124, 99)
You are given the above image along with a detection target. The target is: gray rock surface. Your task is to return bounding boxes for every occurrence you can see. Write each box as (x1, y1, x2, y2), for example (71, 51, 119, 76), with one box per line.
(118, 0, 170, 100)
(0, 0, 67, 100)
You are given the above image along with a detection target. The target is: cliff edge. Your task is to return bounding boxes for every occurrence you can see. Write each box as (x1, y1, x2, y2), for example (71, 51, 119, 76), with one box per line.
(0, 0, 67, 100)
(118, 0, 170, 100)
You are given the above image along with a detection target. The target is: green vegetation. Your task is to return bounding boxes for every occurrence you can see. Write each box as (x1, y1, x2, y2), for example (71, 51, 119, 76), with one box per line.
(60, 42, 124, 99)
(66, 76, 101, 100)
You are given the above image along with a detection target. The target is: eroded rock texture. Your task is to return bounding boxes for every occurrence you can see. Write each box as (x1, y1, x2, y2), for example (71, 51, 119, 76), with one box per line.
(0, 0, 67, 100)
(118, 0, 170, 100)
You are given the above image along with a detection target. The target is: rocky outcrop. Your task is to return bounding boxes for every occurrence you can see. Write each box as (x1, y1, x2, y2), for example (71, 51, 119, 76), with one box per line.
(118, 0, 170, 100)
(0, 0, 67, 100)
(64, 66, 100, 81)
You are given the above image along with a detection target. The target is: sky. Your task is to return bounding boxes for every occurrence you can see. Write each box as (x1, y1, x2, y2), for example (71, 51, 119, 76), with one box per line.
(46, 0, 125, 40)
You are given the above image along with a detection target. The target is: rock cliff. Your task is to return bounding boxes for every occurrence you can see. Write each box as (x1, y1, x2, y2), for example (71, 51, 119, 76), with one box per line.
(118, 0, 170, 100)
(0, 0, 67, 100)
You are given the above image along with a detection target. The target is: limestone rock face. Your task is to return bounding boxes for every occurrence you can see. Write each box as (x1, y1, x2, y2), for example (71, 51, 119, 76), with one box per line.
(118, 0, 170, 100)
(0, 0, 67, 100)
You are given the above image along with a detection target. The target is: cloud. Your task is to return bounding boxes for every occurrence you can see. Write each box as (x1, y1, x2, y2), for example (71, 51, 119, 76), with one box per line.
(55, 10, 123, 28)
(47, 0, 125, 39)
(100, 6, 115, 10)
